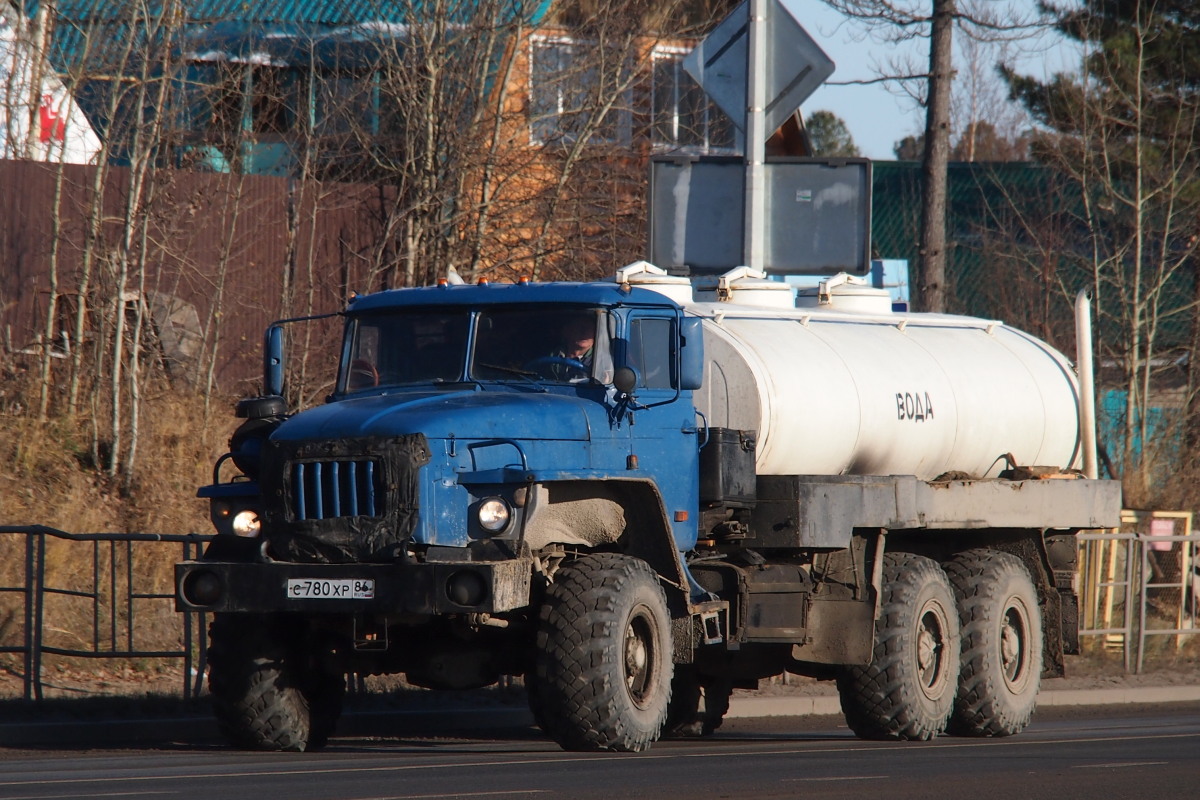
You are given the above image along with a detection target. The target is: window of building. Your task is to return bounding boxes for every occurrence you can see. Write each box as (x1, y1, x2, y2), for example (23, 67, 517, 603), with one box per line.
(314, 72, 377, 140)
(529, 36, 630, 146)
(651, 49, 735, 153)
(193, 63, 306, 139)
(198, 62, 246, 140)
(250, 66, 305, 136)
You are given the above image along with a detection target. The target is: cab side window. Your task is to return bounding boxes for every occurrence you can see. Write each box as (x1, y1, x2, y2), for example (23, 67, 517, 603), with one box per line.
(628, 317, 674, 390)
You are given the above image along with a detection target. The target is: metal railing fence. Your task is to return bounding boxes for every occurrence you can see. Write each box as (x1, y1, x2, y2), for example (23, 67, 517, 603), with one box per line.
(1077, 527, 1139, 672)
(3, 515, 1197, 701)
(1077, 510, 1200, 672)
(0, 525, 212, 701)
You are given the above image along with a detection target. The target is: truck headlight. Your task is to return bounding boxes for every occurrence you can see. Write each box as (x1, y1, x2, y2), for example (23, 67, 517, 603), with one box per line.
(477, 498, 511, 533)
(231, 509, 262, 538)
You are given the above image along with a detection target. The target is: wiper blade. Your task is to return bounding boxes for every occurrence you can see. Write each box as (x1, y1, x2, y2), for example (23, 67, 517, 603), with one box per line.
(475, 363, 547, 392)
(478, 362, 538, 378)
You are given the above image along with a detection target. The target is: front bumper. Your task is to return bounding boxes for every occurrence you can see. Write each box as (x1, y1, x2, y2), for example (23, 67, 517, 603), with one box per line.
(175, 558, 532, 615)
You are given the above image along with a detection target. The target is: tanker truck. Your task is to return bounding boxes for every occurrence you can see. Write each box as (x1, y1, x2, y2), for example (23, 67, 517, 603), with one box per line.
(175, 262, 1121, 752)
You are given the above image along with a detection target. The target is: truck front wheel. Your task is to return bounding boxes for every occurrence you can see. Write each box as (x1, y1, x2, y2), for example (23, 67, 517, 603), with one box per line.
(531, 553, 673, 752)
(943, 549, 1042, 736)
(837, 551, 960, 740)
(207, 614, 345, 752)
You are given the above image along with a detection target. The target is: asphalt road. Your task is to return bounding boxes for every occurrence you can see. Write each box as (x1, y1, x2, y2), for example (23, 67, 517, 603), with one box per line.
(1, 703, 1197, 800)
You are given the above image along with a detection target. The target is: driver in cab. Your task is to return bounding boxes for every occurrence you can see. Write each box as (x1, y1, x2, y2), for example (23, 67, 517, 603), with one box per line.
(544, 314, 594, 382)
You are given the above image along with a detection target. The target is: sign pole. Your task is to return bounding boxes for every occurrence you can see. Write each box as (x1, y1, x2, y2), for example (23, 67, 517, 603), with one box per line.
(743, 0, 768, 270)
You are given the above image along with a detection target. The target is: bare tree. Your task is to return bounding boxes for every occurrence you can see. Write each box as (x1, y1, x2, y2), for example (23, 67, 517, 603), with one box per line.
(3, 3, 82, 420)
(275, 0, 719, 286)
(1004, 0, 1200, 500)
(950, 120, 1030, 161)
(950, 34, 1031, 161)
(821, 0, 1047, 311)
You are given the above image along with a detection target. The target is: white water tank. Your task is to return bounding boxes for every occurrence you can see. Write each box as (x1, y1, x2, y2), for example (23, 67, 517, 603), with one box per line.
(688, 302, 1081, 479)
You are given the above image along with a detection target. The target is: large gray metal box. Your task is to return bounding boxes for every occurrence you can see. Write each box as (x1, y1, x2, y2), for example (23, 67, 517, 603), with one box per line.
(648, 156, 872, 276)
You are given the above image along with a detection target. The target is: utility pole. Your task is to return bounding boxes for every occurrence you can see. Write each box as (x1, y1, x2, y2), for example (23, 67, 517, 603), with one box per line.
(743, 0, 767, 270)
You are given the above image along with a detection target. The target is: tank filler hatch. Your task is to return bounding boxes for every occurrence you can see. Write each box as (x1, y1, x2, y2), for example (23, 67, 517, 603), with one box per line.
(613, 261, 695, 305)
(795, 273, 893, 314)
(693, 267, 795, 309)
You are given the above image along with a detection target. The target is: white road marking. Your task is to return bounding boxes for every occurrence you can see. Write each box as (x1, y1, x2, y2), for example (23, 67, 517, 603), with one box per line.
(346, 792, 549, 800)
(1071, 761, 1169, 769)
(782, 775, 889, 782)
(0, 792, 173, 800)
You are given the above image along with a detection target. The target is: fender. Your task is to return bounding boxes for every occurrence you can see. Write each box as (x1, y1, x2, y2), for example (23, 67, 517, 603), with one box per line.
(525, 478, 693, 613)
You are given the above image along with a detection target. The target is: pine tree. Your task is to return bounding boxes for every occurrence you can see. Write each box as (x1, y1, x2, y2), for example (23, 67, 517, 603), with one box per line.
(805, 110, 861, 157)
(1005, 1, 1199, 141)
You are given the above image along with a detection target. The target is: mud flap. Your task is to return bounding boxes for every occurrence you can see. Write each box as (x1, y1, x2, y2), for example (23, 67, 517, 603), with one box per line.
(790, 596, 876, 666)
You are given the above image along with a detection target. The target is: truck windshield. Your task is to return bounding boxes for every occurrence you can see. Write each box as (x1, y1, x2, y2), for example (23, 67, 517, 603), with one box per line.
(343, 309, 471, 390)
(341, 306, 613, 392)
(471, 307, 612, 384)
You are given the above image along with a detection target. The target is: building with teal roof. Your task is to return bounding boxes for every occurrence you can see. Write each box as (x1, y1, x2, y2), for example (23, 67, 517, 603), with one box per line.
(14, 0, 552, 175)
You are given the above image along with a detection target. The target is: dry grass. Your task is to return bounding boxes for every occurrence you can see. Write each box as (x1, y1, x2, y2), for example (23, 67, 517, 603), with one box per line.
(0, 367, 240, 688)
(0, 372, 236, 533)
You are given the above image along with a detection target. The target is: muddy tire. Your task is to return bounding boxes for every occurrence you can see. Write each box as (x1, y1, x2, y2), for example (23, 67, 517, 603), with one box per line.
(837, 552, 960, 741)
(207, 614, 344, 752)
(944, 549, 1042, 737)
(531, 554, 673, 752)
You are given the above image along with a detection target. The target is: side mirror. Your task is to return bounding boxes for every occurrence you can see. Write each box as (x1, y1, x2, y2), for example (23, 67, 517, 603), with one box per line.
(679, 317, 704, 391)
(613, 366, 639, 394)
(264, 324, 284, 397)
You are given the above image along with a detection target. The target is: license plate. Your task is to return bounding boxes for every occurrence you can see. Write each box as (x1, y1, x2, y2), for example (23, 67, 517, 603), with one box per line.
(286, 578, 375, 600)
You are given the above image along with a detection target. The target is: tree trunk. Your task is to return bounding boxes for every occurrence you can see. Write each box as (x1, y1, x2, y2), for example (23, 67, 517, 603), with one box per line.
(917, 0, 955, 313)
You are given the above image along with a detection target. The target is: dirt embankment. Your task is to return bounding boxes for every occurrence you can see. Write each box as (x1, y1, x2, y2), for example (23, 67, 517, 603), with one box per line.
(0, 377, 240, 697)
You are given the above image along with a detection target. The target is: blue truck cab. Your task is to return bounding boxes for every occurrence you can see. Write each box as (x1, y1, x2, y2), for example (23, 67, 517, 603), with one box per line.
(177, 279, 721, 753)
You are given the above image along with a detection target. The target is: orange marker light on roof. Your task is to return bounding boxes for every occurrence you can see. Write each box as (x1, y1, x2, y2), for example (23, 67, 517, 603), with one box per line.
(518, 276, 530, 285)
(477, 278, 489, 285)
(437, 278, 448, 287)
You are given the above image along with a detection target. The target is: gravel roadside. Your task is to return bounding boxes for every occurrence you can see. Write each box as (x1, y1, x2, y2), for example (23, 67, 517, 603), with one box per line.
(1, 651, 1199, 749)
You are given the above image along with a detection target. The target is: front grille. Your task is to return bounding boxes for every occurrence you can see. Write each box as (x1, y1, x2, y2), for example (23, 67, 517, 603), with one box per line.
(291, 459, 383, 520)
(262, 434, 427, 562)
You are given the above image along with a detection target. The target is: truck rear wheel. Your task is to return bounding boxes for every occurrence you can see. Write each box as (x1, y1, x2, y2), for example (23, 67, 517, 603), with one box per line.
(531, 553, 673, 752)
(207, 614, 345, 752)
(837, 551, 960, 741)
(944, 549, 1042, 736)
